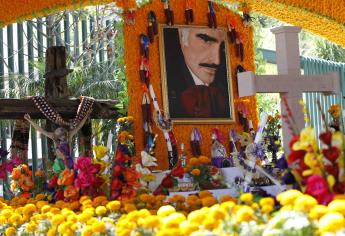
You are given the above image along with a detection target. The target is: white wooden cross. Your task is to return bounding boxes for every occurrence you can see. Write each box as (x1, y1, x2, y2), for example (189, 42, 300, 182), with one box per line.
(237, 26, 339, 153)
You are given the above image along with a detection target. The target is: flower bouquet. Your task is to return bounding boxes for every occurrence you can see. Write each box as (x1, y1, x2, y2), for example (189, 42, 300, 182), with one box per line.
(185, 156, 226, 190)
(287, 103, 345, 204)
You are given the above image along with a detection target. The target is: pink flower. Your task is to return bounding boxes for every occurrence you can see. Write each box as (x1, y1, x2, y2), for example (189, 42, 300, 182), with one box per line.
(306, 175, 334, 205)
(75, 157, 92, 171)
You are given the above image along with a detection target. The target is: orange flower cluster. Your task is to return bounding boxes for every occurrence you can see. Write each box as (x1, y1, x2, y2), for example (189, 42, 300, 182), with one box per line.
(11, 164, 34, 195)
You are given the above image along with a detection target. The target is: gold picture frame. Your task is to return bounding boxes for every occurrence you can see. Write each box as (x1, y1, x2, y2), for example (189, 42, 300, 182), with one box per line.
(159, 24, 235, 124)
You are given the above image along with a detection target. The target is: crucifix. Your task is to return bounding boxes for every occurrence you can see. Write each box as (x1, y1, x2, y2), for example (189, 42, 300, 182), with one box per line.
(0, 46, 118, 164)
(237, 26, 340, 153)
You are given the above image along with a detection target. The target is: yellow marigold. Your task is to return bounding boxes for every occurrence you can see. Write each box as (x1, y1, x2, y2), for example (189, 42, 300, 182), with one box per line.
(240, 193, 253, 204)
(78, 212, 92, 223)
(294, 195, 317, 212)
(50, 207, 61, 215)
(91, 221, 106, 233)
(309, 205, 329, 220)
(203, 217, 220, 229)
(5, 227, 16, 236)
(47, 229, 56, 236)
(251, 203, 259, 210)
(95, 206, 107, 216)
(23, 203, 36, 216)
(236, 206, 255, 222)
(106, 200, 121, 212)
(261, 204, 273, 214)
(124, 203, 136, 213)
(189, 157, 199, 166)
(162, 212, 186, 228)
(198, 190, 212, 199)
(81, 225, 93, 236)
(79, 196, 90, 204)
(41, 205, 51, 214)
(191, 168, 201, 176)
(9, 213, 21, 226)
(0, 215, 6, 224)
(1, 209, 13, 218)
(157, 205, 176, 217)
(328, 199, 345, 215)
(188, 209, 208, 223)
(319, 212, 345, 233)
(276, 189, 303, 206)
(198, 156, 210, 164)
(179, 221, 199, 235)
(51, 214, 65, 226)
(201, 196, 218, 207)
(220, 201, 236, 212)
(138, 215, 161, 228)
(259, 197, 275, 207)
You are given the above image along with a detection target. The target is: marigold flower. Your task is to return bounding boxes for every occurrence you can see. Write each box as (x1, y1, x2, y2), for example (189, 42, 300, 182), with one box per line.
(5, 227, 16, 236)
(106, 200, 121, 212)
(189, 157, 199, 166)
(57, 169, 74, 186)
(328, 199, 345, 215)
(201, 196, 217, 207)
(236, 206, 254, 222)
(191, 168, 201, 176)
(240, 193, 253, 204)
(162, 212, 186, 228)
(157, 205, 176, 217)
(51, 214, 65, 226)
(138, 215, 160, 228)
(199, 156, 210, 164)
(319, 212, 345, 233)
(294, 194, 317, 212)
(95, 206, 107, 216)
(309, 205, 328, 220)
(91, 221, 106, 233)
(259, 197, 275, 207)
(124, 203, 136, 213)
(276, 189, 303, 206)
(35, 169, 45, 177)
(198, 190, 212, 199)
(23, 203, 36, 216)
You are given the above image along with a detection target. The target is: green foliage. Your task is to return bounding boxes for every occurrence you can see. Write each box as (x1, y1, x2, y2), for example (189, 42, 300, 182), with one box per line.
(315, 39, 345, 63)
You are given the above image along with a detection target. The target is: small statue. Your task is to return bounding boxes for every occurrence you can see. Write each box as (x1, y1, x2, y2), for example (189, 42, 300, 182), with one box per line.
(211, 129, 232, 168)
(24, 113, 90, 169)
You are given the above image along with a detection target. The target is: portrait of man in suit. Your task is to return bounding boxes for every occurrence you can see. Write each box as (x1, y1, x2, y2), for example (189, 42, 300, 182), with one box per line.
(160, 25, 233, 122)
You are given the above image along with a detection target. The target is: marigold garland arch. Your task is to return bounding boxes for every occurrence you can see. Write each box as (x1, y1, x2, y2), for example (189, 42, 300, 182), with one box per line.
(0, 0, 344, 46)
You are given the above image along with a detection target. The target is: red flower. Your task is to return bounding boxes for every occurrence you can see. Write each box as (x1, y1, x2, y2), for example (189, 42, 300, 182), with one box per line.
(161, 175, 174, 188)
(111, 178, 123, 190)
(171, 161, 184, 178)
(113, 165, 123, 176)
(288, 150, 308, 175)
(306, 175, 334, 205)
(324, 164, 339, 178)
(55, 189, 64, 201)
(75, 157, 92, 171)
(48, 174, 58, 189)
(319, 131, 332, 146)
(323, 147, 340, 162)
(115, 151, 130, 162)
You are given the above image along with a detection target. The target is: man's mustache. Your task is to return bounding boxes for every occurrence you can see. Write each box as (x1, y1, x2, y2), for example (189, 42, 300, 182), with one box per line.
(199, 63, 219, 69)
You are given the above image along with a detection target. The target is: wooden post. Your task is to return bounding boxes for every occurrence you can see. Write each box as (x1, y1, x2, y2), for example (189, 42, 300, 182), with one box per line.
(44, 46, 69, 161)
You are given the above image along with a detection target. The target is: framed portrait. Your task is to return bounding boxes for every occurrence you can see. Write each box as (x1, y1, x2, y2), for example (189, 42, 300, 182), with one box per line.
(159, 24, 235, 123)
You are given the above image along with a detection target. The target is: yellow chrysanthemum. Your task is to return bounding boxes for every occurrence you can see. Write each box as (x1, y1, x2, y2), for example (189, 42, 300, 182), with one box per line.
(106, 200, 121, 212)
(157, 205, 176, 217)
(319, 212, 345, 233)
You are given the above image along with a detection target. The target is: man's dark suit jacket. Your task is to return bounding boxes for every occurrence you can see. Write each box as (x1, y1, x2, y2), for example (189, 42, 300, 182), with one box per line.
(163, 28, 231, 119)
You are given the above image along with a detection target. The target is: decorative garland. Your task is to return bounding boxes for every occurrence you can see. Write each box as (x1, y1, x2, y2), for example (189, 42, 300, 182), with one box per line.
(0, 1, 345, 47)
(31, 96, 94, 129)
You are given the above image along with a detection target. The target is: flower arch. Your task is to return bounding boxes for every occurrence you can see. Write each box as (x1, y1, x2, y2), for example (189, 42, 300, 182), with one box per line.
(0, 0, 344, 46)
